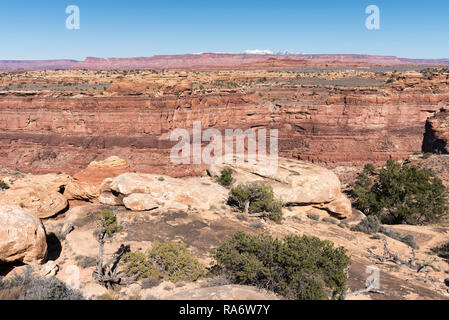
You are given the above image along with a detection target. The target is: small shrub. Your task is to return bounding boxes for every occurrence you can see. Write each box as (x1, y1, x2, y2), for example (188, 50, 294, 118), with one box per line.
(351, 216, 380, 234)
(363, 163, 376, 175)
(123, 241, 204, 283)
(338, 221, 350, 229)
(431, 242, 449, 259)
(378, 225, 399, 237)
(0, 269, 83, 300)
(267, 210, 283, 224)
(141, 278, 162, 289)
(236, 213, 248, 221)
(75, 256, 97, 268)
(122, 251, 162, 281)
(350, 159, 448, 225)
(210, 231, 351, 300)
(423, 153, 433, 159)
(0, 179, 9, 190)
(205, 275, 231, 287)
(216, 169, 234, 187)
(322, 217, 340, 225)
(400, 234, 418, 249)
(352, 218, 418, 249)
(349, 173, 376, 215)
(149, 241, 204, 283)
(379, 226, 419, 249)
(96, 209, 123, 236)
(249, 221, 265, 229)
(0, 287, 24, 300)
(228, 183, 283, 223)
(307, 212, 320, 221)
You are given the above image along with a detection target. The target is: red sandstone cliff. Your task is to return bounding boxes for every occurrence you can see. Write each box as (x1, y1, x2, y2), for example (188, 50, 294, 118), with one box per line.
(0, 67, 448, 176)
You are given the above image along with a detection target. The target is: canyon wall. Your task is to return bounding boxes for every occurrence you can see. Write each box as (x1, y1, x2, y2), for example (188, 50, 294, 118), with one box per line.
(0, 68, 448, 176)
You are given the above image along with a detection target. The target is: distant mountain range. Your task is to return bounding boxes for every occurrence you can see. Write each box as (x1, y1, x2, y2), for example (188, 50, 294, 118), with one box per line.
(0, 53, 447, 70)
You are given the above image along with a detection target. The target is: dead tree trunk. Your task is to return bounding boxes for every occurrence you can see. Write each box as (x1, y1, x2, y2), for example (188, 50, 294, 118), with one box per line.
(94, 228, 106, 281)
(92, 227, 134, 289)
(244, 200, 250, 215)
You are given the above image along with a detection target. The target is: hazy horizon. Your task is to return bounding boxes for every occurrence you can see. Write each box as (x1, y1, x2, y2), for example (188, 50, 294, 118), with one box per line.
(0, 52, 448, 62)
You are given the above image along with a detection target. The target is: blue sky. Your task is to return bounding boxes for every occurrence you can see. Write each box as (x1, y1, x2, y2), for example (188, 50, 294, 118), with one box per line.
(0, 0, 447, 60)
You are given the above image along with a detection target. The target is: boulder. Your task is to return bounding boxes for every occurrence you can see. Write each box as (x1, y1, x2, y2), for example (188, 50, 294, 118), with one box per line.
(314, 194, 352, 218)
(123, 194, 159, 211)
(39, 261, 59, 278)
(99, 173, 228, 211)
(98, 178, 123, 205)
(71, 156, 133, 198)
(0, 205, 47, 265)
(64, 180, 99, 201)
(99, 193, 123, 206)
(343, 208, 366, 225)
(208, 157, 352, 218)
(5, 173, 98, 202)
(9, 173, 72, 193)
(109, 173, 153, 195)
(0, 185, 67, 218)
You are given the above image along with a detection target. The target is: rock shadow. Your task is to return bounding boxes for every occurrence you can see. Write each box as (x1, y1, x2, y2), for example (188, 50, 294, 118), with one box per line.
(46, 233, 62, 261)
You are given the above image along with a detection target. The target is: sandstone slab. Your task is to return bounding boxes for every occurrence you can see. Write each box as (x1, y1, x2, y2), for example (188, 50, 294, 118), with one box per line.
(0, 185, 67, 218)
(208, 157, 352, 218)
(7, 173, 98, 202)
(100, 173, 228, 211)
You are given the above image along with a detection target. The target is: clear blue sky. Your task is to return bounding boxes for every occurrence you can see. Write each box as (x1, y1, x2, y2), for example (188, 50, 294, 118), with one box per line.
(0, 0, 447, 60)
